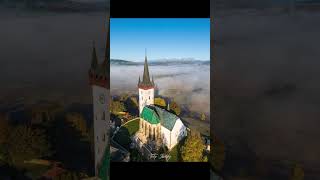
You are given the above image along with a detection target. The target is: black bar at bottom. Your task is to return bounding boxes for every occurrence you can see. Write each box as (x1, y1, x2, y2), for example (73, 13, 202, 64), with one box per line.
(110, 162, 210, 180)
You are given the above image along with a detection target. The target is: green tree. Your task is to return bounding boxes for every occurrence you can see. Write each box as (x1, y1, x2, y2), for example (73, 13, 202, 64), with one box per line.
(290, 163, 304, 180)
(7, 125, 51, 166)
(155, 97, 166, 108)
(180, 131, 206, 162)
(169, 101, 181, 116)
(110, 100, 126, 114)
(130, 97, 138, 107)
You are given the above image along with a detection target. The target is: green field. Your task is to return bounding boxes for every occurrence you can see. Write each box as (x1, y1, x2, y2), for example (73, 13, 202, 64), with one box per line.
(123, 119, 140, 136)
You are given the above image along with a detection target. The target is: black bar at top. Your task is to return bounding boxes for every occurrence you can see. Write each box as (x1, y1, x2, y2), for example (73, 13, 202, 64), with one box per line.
(110, 0, 210, 18)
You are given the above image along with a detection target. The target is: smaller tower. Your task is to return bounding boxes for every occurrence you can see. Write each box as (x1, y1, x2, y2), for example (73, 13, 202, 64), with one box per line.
(138, 50, 155, 114)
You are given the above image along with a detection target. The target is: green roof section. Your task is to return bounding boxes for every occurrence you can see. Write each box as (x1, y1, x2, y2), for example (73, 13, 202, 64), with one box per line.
(141, 106, 160, 124)
(141, 105, 178, 131)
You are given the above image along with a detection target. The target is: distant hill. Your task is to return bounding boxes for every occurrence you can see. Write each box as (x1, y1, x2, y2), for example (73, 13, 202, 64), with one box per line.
(111, 59, 210, 66)
(110, 59, 139, 65)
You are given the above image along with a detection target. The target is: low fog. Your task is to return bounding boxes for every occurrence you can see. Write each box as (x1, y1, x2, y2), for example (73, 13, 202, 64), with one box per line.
(111, 63, 210, 114)
(214, 9, 320, 177)
(0, 9, 107, 104)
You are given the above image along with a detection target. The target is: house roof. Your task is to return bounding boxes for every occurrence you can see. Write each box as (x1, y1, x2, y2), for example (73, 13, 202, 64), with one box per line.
(141, 105, 179, 131)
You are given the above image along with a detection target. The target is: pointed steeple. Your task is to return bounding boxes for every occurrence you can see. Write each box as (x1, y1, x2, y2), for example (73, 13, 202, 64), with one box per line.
(138, 49, 154, 89)
(91, 41, 98, 70)
(142, 50, 152, 83)
(103, 18, 110, 66)
(101, 17, 110, 76)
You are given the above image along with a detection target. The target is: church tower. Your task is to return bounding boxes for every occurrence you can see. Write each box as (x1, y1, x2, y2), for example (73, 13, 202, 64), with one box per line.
(138, 50, 155, 114)
(89, 19, 110, 178)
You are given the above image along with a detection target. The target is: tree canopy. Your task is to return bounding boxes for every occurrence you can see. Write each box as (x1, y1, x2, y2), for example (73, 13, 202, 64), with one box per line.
(155, 97, 166, 108)
(290, 163, 304, 180)
(180, 131, 206, 162)
(7, 125, 51, 166)
(110, 100, 126, 114)
(211, 135, 226, 172)
(65, 112, 88, 137)
(169, 100, 181, 116)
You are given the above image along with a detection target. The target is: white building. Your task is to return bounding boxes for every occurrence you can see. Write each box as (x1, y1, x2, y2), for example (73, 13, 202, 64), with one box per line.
(89, 21, 110, 177)
(136, 53, 187, 151)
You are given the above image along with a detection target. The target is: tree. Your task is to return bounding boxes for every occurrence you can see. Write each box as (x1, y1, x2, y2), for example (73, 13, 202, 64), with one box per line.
(110, 100, 126, 114)
(211, 136, 226, 172)
(7, 125, 51, 166)
(290, 163, 304, 180)
(180, 131, 206, 162)
(0, 144, 10, 165)
(65, 113, 88, 137)
(169, 101, 181, 116)
(155, 97, 166, 108)
(200, 113, 206, 121)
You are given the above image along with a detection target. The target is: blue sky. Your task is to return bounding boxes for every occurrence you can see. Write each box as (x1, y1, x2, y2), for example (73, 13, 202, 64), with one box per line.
(110, 18, 210, 62)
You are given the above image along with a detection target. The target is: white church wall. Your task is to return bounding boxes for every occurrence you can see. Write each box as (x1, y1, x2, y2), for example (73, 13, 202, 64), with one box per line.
(92, 85, 109, 174)
(170, 119, 187, 149)
(161, 126, 171, 149)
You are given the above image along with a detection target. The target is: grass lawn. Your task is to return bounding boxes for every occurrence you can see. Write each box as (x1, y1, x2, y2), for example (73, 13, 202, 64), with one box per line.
(123, 119, 140, 136)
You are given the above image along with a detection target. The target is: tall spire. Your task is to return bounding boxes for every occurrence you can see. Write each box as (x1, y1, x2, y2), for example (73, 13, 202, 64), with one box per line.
(91, 41, 98, 70)
(100, 17, 110, 76)
(103, 17, 110, 65)
(142, 51, 152, 84)
(138, 49, 154, 88)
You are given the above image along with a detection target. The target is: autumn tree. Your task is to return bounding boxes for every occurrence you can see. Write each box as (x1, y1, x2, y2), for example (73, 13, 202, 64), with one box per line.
(200, 113, 206, 121)
(110, 100, 126, 114)
(180, 131, 206, 162)
(211, 135, 226, 172)
(290, 163, 304, 180)
(169, 100, 181, 116)
(65, 112, 88, 137)
(155, 97, 166, 108)
(7, 125, 51, 166)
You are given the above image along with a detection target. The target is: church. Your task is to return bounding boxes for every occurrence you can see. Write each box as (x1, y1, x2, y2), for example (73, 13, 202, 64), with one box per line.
(136, 53, 187, 151)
